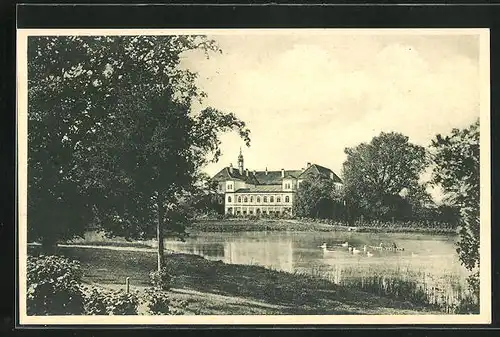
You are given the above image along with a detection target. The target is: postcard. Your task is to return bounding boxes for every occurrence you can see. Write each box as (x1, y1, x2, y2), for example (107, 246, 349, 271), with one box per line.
(17, 28, 491, 325)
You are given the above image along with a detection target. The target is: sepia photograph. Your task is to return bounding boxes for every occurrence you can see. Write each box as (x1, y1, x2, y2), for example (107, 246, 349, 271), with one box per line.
(17, 28, 491, 325)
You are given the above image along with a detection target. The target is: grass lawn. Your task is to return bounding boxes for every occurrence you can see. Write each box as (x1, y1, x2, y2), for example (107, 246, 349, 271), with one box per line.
(30, 245, 442, 315)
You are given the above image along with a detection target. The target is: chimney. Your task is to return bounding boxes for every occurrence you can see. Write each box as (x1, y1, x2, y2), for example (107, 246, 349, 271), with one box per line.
(307, 162, 311, 168)
(281, 168, 285, 178)
(246, 169, 249, 177)
(229, 163, 233, 174)
(265, 167, 268, 175)
(330, 172, 334, 180)
(253, 170, 256, 176)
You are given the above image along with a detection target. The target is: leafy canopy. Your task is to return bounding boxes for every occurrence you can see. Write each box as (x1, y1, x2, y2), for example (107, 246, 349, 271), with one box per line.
(342, 132, 428, 220)
(28, 35, 250, 245)
(296, 176, 343, 219)
(430, 119, 480, 272)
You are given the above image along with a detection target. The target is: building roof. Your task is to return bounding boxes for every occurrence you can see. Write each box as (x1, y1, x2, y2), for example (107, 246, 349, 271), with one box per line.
(212, 167, 260, 184)
(212, 163, 342, 184)
(298, 164, 342, 183)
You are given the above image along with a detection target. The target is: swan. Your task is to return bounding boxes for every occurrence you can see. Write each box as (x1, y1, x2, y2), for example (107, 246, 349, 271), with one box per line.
(321, 246, 336, 254)
(341, 242, 349, 247)
(353, 248, 361, 254)
(366, 251, 374, 257)
(363, 245, 367, 252)
(348, 246, 353, 253)
(318, 243, 328, 249)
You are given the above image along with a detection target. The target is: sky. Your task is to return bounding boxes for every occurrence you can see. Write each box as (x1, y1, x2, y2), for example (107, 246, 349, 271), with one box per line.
(179, 31, 482, 202)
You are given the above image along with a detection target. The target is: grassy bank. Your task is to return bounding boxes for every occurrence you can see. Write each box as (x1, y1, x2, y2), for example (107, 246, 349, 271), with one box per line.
(29, 245, 441, 315)
(187, 219, 457, 235)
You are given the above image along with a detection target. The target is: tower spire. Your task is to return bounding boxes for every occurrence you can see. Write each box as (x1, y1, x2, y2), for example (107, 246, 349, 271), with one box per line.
(238, 147, 244, 174)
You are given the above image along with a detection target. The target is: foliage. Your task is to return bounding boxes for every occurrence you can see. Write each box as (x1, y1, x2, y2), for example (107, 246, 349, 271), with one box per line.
(27, 255, 85, 315)
(430, 119, 480, 297)
(80, 285, 140, 315)
(28, 36, 251, 271)
(149, 268, 172, 291)
(342, 132, 428, 221)
(144, 288, 171, 315)
(82, 286, 108, 315)
(104, 290, 139, 315)
(295, 176, 344, 219)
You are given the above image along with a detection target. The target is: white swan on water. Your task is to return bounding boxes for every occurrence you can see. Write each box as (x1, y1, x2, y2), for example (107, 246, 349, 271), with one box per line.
(321, 246, 336, 254)
(352, 248, 361, 254)
(367, 251, 374, 257)
(341, 242, 349, 247)
(318, 243, 328, 249)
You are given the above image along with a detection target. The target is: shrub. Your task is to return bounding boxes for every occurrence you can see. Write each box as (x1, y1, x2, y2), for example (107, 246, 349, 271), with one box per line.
(105, 290, 139, 315)
(82, 286, 108, 315)
(149, 268, 172, 290)
(144, 288, 171, 315)
(27, 255, 85, 315)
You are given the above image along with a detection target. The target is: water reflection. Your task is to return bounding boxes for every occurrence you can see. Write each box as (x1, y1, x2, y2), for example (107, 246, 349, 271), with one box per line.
(224, 239, 293, 272)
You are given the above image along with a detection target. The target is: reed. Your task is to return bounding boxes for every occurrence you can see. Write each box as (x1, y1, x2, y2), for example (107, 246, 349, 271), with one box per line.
(311, 265, 478, 314)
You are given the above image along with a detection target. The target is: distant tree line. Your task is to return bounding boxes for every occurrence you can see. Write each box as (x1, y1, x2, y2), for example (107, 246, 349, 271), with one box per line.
(294, 127, 478, 230)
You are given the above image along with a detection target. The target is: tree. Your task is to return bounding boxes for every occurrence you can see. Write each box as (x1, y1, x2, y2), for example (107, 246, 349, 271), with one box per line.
(342, 132, 428, 221)
(430, 119, 480, 295)
(296, 176, 343, 219)
(27, 35, 251, 275)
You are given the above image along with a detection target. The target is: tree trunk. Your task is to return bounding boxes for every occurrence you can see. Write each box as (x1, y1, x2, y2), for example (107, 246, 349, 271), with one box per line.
(157, 194, 165, 272)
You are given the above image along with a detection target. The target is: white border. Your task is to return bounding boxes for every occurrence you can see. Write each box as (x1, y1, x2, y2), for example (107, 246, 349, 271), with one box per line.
(16, 28, 491, 325)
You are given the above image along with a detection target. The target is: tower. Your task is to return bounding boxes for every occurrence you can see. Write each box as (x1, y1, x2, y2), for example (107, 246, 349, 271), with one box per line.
(238, 147, 244, 174)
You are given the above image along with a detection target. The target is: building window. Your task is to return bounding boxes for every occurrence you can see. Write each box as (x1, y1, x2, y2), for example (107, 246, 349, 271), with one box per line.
(277, 197, 281, 203)
(285, 196, 290, 203)
(250, 196, 254, 202)
(238, 196, 242, 203)
(228, 196, 232, 202)
(270, 196, 274, 202)
(228, 184, 233, 190)
(263, 196, 268, 203)
(257, 197, 261, 203)
(244, 196, 248, 203)
(249, 210, 253, 215)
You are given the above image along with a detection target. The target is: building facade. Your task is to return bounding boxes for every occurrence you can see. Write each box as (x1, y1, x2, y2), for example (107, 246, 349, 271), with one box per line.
(212, 150, 343, 216)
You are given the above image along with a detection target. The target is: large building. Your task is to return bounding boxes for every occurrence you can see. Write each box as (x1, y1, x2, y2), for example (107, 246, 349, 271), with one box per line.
(212, 150, 343, 216)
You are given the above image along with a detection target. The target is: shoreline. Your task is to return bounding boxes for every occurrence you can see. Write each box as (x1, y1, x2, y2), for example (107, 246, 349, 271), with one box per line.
(187, 219, 458, 235)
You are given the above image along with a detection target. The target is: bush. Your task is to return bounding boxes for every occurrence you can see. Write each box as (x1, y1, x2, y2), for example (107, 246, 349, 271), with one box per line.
(27, 255, 85, 315)
(149, 268, 172, 290)
(104, 290, 139, 315)
(144, 288, 171, 315)
(82, 286, 108, 315)
(81, 286, 140, 315)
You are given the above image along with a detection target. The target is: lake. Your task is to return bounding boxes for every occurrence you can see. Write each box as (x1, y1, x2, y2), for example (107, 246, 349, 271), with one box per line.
(163, 230, 470, 310)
